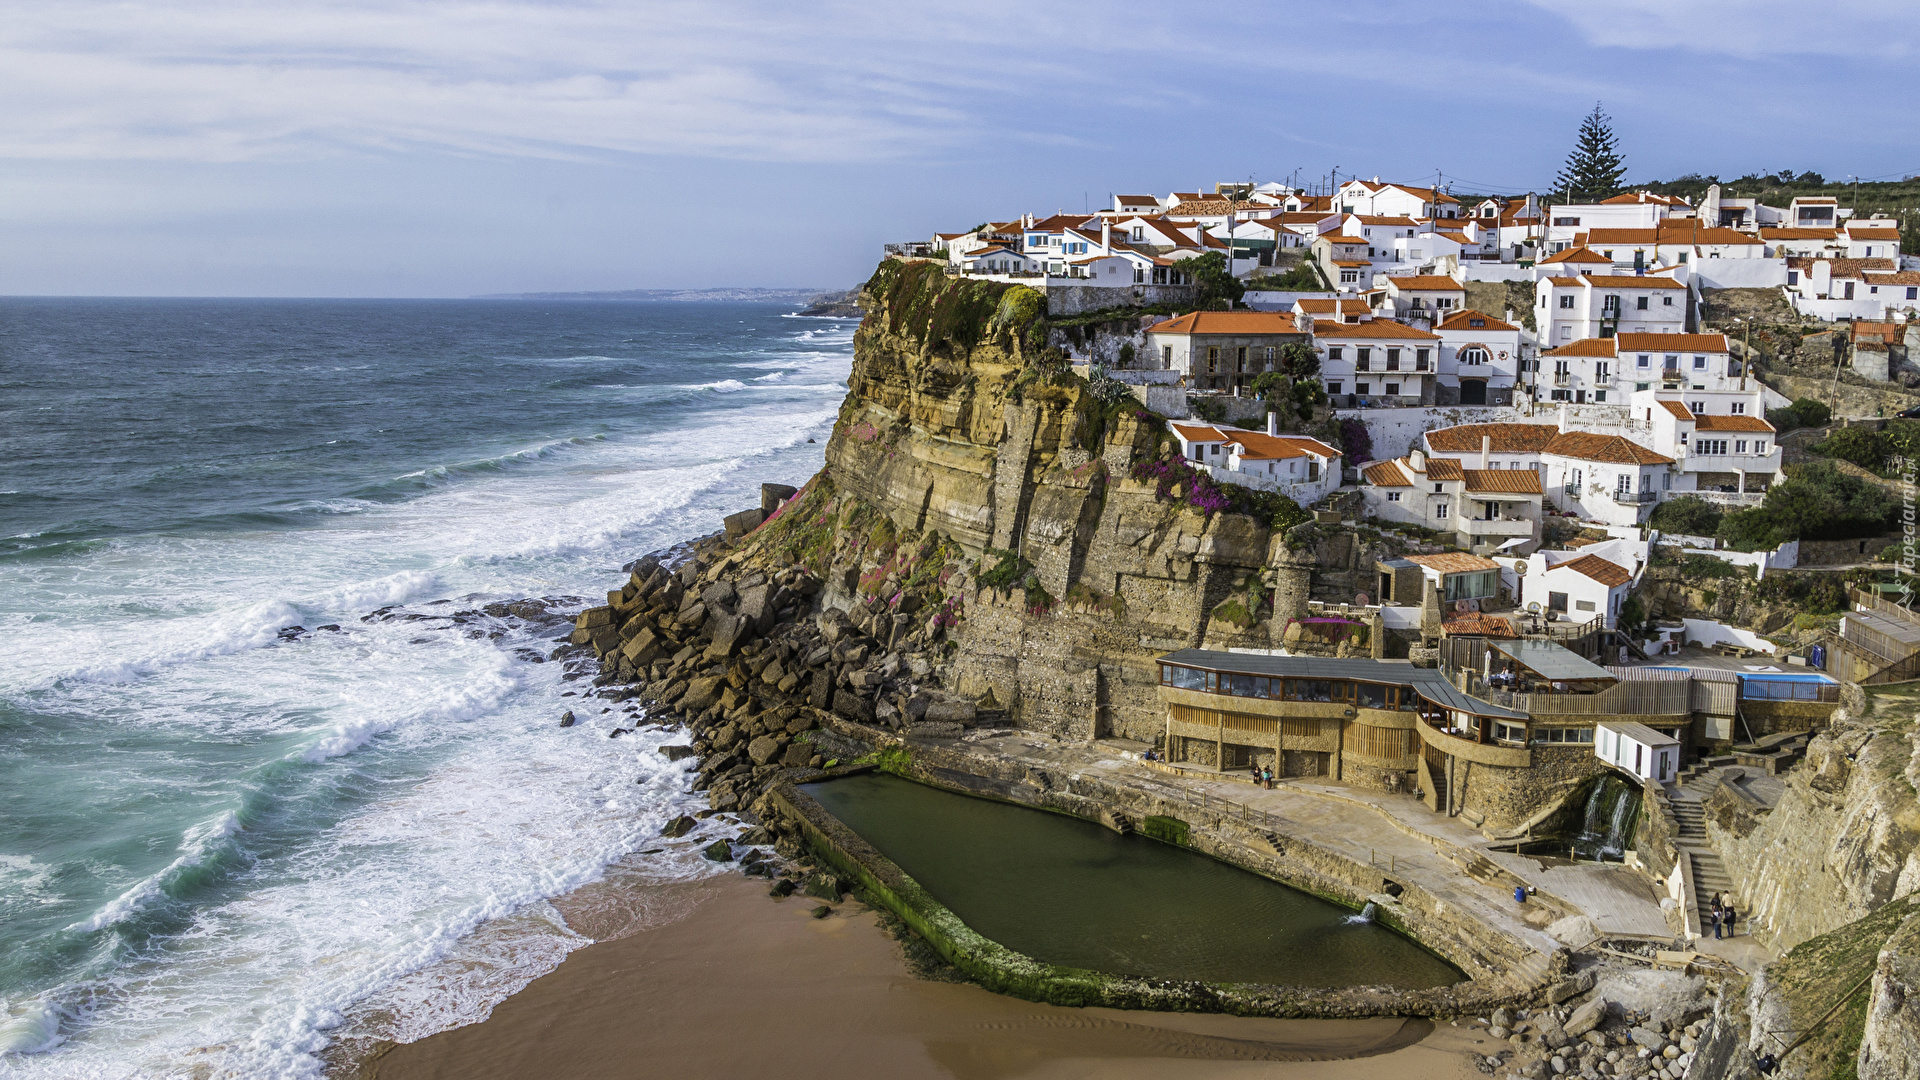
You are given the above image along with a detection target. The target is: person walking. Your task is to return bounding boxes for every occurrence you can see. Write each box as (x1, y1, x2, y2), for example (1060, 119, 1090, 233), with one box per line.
(1707, 896, 1722, 939)
(1720, 891, 1737, 937)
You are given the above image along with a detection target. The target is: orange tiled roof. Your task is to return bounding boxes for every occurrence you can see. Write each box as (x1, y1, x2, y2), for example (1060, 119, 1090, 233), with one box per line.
(1405, 552, 1501, 574)
(1540, 246, 1613, 265)
(1866, 270, 1920, 286)
(1225, 432, 1340, 460)
(1463, 469, 1542, 494)
(1576, 275, 1689, 289)
(1426, 423, 1559, 453)
(1170, 423, 1227, 444)
(1761, 228, 1840, 241)
(1693, 414, 1774, 432)
(1444, 612, 1518, 638)
(1615, 332, 1729, 352)
(1438, 309, 1520, 333)
(1314, 320, 1439, 341)
(1364, 460, 1411, 486)
(1657, 401, 1694, 420)
(1544, 431, 1675, 465)
(1424, 458, 1465, 481)
(1387, 274, 1465, 291)
(1146, 311, 1302, 335)
(1544, 338, 1618, 358)
(1560, 554, 1632, 587)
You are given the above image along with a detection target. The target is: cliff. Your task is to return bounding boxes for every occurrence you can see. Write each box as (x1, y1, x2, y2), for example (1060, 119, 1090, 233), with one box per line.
(749, 259, 1342, 741)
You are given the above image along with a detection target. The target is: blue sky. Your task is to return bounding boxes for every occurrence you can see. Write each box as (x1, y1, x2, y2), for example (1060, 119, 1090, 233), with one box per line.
(2, 0, 1916, 297)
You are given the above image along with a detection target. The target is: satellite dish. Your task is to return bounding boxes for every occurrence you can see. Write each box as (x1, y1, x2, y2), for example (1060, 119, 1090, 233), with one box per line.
(1527, 601, 1542, 614)
(1514, 561, 1528, 576)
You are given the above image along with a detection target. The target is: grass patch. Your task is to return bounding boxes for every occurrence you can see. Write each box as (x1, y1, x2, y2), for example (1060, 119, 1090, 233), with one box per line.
(1140, 815, 1191, 846)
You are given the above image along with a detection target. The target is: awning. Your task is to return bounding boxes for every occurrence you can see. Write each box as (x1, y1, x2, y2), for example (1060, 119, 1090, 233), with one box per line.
(1487, 639, 1617, 683)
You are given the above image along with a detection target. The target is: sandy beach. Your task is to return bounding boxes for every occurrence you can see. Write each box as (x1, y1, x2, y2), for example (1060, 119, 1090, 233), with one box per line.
(358, 871, 1493, 1080)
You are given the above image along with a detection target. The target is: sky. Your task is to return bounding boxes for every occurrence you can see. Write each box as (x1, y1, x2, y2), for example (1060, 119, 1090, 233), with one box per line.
(2, 0, 1917, 297)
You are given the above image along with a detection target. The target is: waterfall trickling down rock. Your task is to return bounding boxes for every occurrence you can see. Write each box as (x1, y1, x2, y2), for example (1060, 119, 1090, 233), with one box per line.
(1344, 901, 1378, 925)
(1572, 775, 1641, 860)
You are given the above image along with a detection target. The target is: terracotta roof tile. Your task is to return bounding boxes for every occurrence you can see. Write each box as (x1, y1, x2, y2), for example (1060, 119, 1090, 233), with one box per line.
(1463, 469, 1542, 494)
(1866, 270, 1920, 286)
(1386, 274, 1465, 291)
(1657, 401, 1694, 420)
(1314, 320, 1439, 341)
(1544, 338, 1618, 358)
(1540, 246, 1613, 265)
(1406, 552, 1502, 574)
(1437, 309, 1520, 333)
(1543, 431, 1675, 465)
(1692, 414, 1774, 432)
(1560, 554, 1631, 587)
(1425, 423, 1559, 454)
(1363, 460, 1411, 486)
(1761, 228, 1840, 240)
(1615, 332, 1729, 352)
(1443, 612, 1518, 638)
(1170, 423, 1226, 444)
(1423, 458, 1465, 481)
(1576, 275, 1688, 290)
(1223, 432, 1340, 460)
(1146, 311, 1303, 335)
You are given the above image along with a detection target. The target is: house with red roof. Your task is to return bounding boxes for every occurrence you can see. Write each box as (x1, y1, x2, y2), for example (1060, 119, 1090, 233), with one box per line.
(1167, 419, 1342, 506)
(1534, 272, 1688, 346)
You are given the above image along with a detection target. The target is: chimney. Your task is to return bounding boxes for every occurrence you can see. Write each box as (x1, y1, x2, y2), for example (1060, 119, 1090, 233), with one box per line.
(1480, 435, 1491, 469)
(1410, 448, 1427, 473)
(1267, 410, 1278, 436)
(1101, 220, 1112, 254)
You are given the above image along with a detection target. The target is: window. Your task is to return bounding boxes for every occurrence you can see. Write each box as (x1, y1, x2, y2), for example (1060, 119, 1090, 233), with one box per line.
(1356, 382, 1371, 395)
(1554, 216, 1580, 226)
(1548, 591, 1568, 612)
(1384, 382, 1400, 396)
(1603, 294, 1621, 312)
(1434, 501, 1449, 519)
(1637, 354, 1650, 368)
(1356, 348, 1372, 370)
(1236, 346, 1248, 371)
(1286, 680, 1333, 702)
(1533, 727, 1596, 745)
(1386, 491, 1401, 502)
(1433, 483, 1444, 493)
(1637, 296, 1649, 310)
(1327, 346, 1343, 361)
(1263, 346, 1276, 361)
(1576, 600, 1597, 612)
(1340, 270, 1359, 283)
(1460, 346, 1488, 366)
(1691, 401, 1706, 414)
(1909, 288, 1918, 301)
(1416, 347, 1431, 369)
(1327, 381, 1342, 395)
(1731, 402, 1745, 414)
(1494, 721, 1527, 744)
(1207, 347, 1219, 371)
(1386, 348, 1401, 369)
(1788, 270, 1800, 286)
(1469, 317, 1485, 327)
(1559, 295, 1575, 309)
(1663, 296, 1674, 306)
(1131, 226, 1143, 242)
(1697, 439, 1728, 455)
(1595, 390, 1607, 402)
(1162, 345, 1173, 366)
(1602, 250, 1613, 259)
(1693, 355, 1706, 370)
(1756, 440, 1769, 454)
(1736, 440, 1748, 454)
(1595, 362, 1610, 380)
(1161, 664, 1205, 690)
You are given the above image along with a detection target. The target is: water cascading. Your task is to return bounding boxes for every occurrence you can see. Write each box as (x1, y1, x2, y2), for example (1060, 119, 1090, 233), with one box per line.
(1571, 775, 1640, 860)
(1344, 901, 1378, 925)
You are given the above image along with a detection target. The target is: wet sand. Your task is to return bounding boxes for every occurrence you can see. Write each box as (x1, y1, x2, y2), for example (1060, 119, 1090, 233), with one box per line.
(361, 873, 1492, 1080)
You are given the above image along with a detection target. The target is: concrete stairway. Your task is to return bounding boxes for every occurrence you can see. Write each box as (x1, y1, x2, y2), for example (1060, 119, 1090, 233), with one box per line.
(1691, 848, 1735, 923)
(1668, 789, 1739, 932)
(1669, 795, 1707, 843)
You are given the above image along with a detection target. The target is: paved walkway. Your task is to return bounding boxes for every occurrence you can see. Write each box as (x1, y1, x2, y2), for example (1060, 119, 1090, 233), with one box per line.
(932, 732, 1751, 969)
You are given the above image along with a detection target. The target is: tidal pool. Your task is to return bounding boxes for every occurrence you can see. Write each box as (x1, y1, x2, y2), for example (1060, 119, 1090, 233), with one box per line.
(802, 772, 1462, 989)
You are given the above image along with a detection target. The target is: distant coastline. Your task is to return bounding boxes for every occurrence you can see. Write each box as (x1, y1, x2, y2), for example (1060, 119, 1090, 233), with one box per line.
(473, 286, 836, 303)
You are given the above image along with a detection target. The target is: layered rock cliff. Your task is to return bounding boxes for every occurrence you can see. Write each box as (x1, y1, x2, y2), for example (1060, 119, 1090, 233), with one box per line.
(770, 259, 1334, 741)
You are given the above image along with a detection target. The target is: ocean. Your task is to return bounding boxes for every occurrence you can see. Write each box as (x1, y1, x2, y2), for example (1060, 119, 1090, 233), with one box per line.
(0, 298, 855, 1077)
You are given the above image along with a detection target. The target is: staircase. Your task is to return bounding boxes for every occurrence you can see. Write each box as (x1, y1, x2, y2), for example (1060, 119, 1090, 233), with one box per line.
(1691, 848, 1734, 924)
(1668, 789, 1738, 934)
(1668, 794, 1707, 842)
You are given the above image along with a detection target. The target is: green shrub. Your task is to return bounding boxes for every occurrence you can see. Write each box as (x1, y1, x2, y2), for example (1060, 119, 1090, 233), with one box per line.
(1717, 460, 1897, 550)
(1648, 494, 1722, 536)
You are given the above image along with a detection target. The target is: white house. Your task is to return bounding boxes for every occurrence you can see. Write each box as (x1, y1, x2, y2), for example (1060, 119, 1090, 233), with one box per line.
(1169, 420, 1342, 506)
(1333, 179, 1462, 220)
(1536, 273, 1689, 345)
(1143, 311, 1310, 393)
(1317, 319, 1441, 407)
(1573, 222, 1766, 271)
(1596, 722, 1679, 784)
(1313, 233, 1380, 291)
(1378, 274, 1466, 325)
(1844, 217, 1902, 261)
(1421, 421, 1676, 527)
(1544, 192, 1691, 251)
(1361, 449, 1543, 550)
(958, 244, 1041, 276)
(1523, 550, 1635, 628)
(1640, 398, 1780, 501)
(1435, 309, 1524, 407)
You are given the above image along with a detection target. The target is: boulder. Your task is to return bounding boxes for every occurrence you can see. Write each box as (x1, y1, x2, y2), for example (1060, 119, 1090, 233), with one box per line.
(768, 878, 796, 897)
(761, 482, 798, 517)
(1565, 998, 1608, 1038)
(1546, 915, 1597, 949)
(746, 735, 782, 766)
(923, 700, 976, 724)
(659, 743, 698, 761)
(681, 675, 725, 713)
(784, 714, 815, 736)
(704, 613, 753, 661)
(702, 839, 734, 862)
(558, 711, 575, 728)
(832, 689, 875, 725)
(736, 584, 774, 632)
(810, 904, 832, 919)
(723, 507, 765, 539)
(1628, 1027, 1665, 1053)
(1547, 969, 1596, 1004)
(661, 814, 697, 838)
(1538, 1014, 1572, 1050)
(801, 871, 845, 901)
(780, 742, 813, 768)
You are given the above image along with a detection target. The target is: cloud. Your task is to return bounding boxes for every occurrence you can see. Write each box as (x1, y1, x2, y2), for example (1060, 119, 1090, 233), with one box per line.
(1523, 0, 1919, 60)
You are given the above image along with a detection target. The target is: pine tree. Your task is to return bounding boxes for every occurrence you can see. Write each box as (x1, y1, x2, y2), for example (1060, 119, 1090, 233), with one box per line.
(1555, 104, 1627, 202)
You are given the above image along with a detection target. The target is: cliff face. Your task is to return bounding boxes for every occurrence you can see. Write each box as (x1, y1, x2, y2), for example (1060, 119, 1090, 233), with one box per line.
(754, 260, 1324, 741)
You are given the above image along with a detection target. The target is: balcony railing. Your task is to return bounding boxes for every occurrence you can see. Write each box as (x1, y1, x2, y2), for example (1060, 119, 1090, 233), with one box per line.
(1461, 516, 1537, 536)
(1682, 451, 1783, 473)
(1612, 489, 1658, 504)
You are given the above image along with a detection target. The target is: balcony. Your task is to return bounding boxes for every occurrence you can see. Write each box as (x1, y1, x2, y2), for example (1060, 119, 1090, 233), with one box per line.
(1461, 515, 1538, 537)
(1552, 371, 1572, 385)
(1612, 489, 1658, 504)
(1681, 450, 1783, 474)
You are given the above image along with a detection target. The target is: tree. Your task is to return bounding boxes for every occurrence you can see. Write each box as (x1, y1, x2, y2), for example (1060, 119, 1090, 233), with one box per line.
(1555, 104, 1627, 202)
(1716, 461, 1897, 550)
(1249, 370, 1326, 425)
(1647, 494, 1722, 537)
(1175, 252, 1245, 310)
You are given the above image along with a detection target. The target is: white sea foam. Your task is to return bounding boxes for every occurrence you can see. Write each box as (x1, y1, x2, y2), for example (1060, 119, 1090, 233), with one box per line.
(697, 379, 747, 393)
(0, 325, 852, 1078)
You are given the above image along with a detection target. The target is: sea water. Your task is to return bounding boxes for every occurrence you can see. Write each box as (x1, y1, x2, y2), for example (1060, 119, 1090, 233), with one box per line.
(0, 298, 854, 1077)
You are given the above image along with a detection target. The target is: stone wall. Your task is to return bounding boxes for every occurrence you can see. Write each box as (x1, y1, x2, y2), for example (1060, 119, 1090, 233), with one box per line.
(1458, 744, 1612, 836)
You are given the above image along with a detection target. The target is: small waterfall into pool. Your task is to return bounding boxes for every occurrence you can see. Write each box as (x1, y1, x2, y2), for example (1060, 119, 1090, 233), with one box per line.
(1571, 775, 1640, 860)
(1344, 901, 1378, 925)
